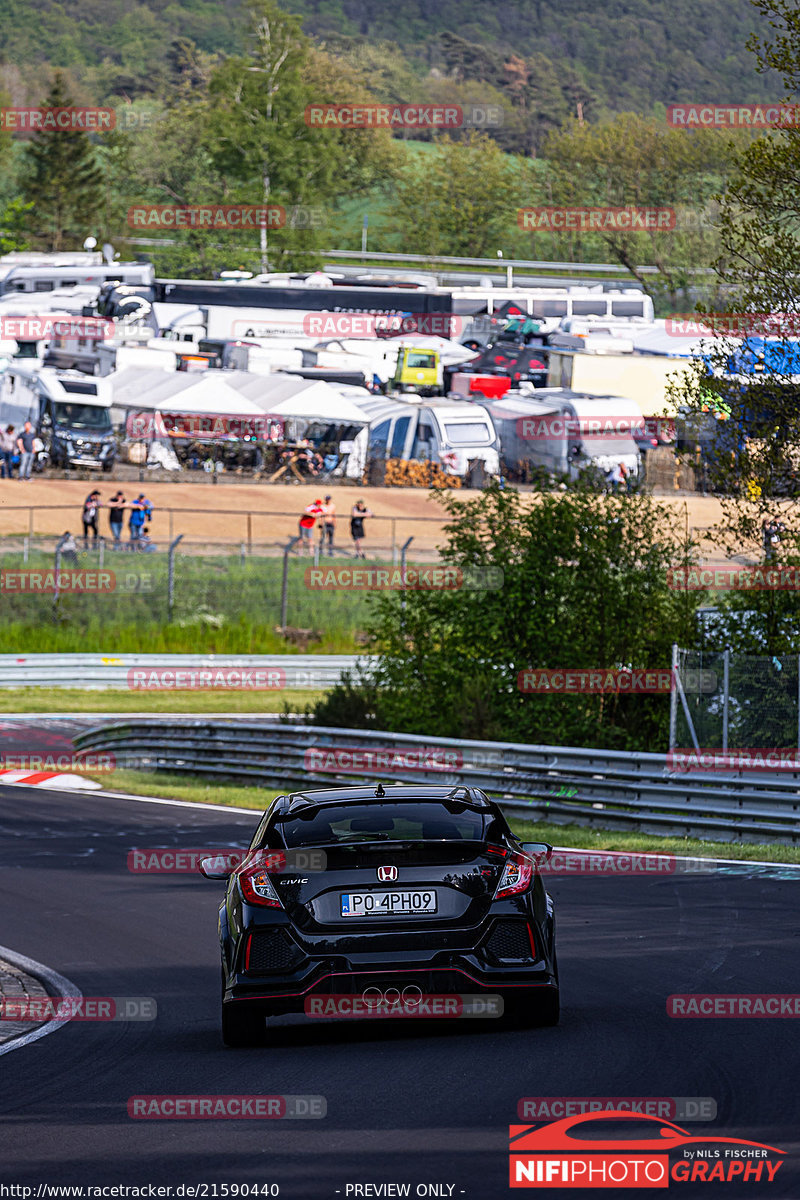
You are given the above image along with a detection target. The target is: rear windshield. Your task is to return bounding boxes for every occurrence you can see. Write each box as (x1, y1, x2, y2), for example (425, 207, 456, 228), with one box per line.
(275, 802, 486, 846)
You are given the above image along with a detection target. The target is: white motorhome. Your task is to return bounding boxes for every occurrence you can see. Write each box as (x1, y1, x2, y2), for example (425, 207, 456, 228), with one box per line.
(0, 366, 116, 470)
(485, 388, 641, 482)
(358, 397, 500, 476)
(453, 286, 654, 336)
(0, 258, 153, 296)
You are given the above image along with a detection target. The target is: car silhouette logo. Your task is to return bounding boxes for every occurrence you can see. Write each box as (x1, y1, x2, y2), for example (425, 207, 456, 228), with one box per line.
(377, 865, 398, 882)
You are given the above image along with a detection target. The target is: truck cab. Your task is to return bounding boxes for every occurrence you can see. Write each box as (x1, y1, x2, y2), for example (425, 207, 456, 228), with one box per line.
(1, 366, 116, 471)
(391, 347, 441, 396)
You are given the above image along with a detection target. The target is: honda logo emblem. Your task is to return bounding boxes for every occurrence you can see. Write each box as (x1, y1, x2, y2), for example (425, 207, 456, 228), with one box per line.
(377, 865, 398, 882)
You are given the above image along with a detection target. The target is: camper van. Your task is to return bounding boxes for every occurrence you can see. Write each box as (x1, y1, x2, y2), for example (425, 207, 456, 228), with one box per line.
(0, 366, 116, 470)
(0, 260, 153, 297)
(485, 389, 641, 483)
(360, 398, 500, 477)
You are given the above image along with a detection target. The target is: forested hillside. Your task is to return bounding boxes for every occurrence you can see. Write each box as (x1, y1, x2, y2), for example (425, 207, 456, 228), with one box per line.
(0, 0, 781, 115)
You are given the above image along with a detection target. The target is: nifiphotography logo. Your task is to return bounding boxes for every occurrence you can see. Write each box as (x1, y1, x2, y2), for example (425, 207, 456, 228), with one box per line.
(508, 1111, 785, 1187)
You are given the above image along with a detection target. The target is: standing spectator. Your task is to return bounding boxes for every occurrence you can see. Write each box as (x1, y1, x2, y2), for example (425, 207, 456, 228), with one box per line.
(16, 421, 34, 481)
(763, 517, 785, 562)
(129, 493, 153, 546)
(350, 499, 372, 559)
(0, 424, 15, 478)
(82, 490, 101, 544)
(320, 494, 336, 556)
(59, 531, 79, 567)
(108, 490, 126, 546)
(298, 498, 323, 556)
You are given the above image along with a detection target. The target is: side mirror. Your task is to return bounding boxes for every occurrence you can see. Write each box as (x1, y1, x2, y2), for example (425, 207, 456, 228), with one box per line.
(521, 842, 553, 864)
(198, 855, 235, 880)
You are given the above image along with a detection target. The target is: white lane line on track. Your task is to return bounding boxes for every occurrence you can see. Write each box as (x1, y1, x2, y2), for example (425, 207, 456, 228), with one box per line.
(0, 943, 82, 1058)
(6, 782, 800, 872)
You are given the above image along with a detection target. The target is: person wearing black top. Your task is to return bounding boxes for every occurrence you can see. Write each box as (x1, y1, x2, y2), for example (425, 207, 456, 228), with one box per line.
(108, 491, 126, 546)
(82, 490, 101, 544)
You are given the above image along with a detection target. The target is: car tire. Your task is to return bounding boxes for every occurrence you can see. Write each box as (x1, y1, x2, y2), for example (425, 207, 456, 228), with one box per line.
(220, 967, 267, 1047)
(221, 1001, 267, 1047)
(506, 985, 560, 1029)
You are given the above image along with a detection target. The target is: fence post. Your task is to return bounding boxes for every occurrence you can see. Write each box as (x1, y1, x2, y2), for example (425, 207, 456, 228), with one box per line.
(98, 539, 105, 571)
(391, 518, 397, 565)
(400, 536, 414, 612)
(281, 534, 301, 628)
(22, 537, 28, 565)
(167, 534, 184, 623)
(247, 512, 252, 552)
(28, 508, 34, 543)
(669, 643, 678, 754)
(53, 533, 66, 612)
(722, 649, 730, 751)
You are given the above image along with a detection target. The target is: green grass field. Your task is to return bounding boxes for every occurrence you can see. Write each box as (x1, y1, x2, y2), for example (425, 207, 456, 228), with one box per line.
(0, 688, 325, 713)
(0, 549, 379, 653)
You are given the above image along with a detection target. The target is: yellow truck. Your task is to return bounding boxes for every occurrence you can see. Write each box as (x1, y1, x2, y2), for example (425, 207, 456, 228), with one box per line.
(391, 347, 441, 396)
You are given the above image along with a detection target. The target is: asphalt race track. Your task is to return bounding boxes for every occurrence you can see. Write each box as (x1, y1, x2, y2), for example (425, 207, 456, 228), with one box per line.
(0, 783, 798, 1198)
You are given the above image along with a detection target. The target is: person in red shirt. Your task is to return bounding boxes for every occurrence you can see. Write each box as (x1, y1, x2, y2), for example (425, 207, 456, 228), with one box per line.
(298, 498, 324, 556)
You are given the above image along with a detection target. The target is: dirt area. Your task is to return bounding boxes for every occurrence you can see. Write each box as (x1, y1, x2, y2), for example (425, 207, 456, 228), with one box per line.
(0, 477, 758, 562)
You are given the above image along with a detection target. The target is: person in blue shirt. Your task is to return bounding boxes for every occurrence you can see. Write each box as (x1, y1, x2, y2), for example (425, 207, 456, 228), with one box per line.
(129, 494, 153, 546)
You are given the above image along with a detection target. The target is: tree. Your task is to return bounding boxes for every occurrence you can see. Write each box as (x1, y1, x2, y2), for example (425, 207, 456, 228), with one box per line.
(390, 131, 523, 258)
(671, 0, 800, 605)
(204, 0, 395, 272)
(19, 73, 104, 250)
(315, 486, 700, 751)
(538, 114, 742, 311)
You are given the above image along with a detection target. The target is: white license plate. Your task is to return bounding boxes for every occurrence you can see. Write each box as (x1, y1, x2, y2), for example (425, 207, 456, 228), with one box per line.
(340, 889, 438, 917)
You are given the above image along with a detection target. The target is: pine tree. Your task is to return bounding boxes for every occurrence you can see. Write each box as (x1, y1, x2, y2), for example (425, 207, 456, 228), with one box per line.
(20, 73, 104, 250)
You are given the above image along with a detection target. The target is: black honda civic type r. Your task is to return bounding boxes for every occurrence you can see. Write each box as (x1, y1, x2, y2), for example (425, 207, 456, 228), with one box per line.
(200, 783, 558, 1045)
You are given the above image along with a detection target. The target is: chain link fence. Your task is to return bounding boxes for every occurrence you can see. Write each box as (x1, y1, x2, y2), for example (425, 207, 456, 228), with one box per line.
(672, 647, 800, 752)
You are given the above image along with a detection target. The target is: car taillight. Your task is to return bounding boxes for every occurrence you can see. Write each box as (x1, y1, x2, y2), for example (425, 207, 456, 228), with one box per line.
(239, 866, 282, 908)
(495, 853, 533, 899)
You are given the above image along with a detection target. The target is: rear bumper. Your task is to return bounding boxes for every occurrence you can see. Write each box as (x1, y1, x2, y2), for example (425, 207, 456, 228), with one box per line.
(223, 957, 557, 1017)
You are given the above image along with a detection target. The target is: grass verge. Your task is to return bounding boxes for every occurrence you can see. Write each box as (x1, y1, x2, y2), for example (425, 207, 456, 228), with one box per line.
(89, 769, 800, 862)
(0, 688, 324, 713)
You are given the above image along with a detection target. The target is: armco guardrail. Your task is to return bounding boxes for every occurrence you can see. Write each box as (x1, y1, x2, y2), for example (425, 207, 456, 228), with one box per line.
(0, 654, 367, 689)
(73, 721, 800, 843)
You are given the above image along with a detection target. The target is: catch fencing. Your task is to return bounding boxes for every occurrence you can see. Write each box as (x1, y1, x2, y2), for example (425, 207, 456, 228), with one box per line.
(73, 720, 800, 844)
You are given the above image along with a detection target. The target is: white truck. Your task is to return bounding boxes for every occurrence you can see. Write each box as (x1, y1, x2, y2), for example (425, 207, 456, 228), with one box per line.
(0, 366, 116, 471)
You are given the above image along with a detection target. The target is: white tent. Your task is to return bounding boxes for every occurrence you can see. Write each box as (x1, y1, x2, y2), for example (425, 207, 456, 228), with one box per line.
(222, 371, 370, 423)
(108, 367, 267, 416)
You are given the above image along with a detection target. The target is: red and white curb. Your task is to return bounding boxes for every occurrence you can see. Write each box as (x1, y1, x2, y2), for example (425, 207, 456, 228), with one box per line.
(0, 768, 101, 790)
